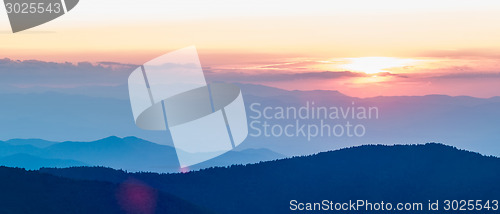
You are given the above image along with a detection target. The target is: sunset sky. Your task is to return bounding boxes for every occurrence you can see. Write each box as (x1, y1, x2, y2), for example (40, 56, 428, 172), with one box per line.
(0, 0, 499, 98)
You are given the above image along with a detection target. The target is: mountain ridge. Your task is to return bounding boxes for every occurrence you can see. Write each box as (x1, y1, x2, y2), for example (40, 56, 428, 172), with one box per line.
(0, 166, 212, 214)
(40, 143, 500, 214)
(0, 136, 285, 172)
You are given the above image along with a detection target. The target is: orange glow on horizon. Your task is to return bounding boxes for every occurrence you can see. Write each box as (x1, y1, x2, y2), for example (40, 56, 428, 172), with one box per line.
(340, 57, 422, 74)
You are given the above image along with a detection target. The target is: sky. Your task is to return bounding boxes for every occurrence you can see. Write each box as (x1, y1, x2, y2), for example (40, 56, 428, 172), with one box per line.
(0, 0, 499, 98)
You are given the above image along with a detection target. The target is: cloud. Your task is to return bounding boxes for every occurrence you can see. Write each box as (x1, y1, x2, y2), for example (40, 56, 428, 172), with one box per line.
(2, 57, 498, 95)
(0, 58, 137, 88)
(417, 49, 500, 59)
(205, 70, 367, 82)
(427, 72, 500, 80)
(0, 58, 411, 89)
(254, 60, 321, 70)
(394, 64, 500, 81)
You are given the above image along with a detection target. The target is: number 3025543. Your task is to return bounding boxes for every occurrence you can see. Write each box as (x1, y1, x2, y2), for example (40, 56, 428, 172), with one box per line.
(443, 200, 498, 211)
(5, 3, 62, 14)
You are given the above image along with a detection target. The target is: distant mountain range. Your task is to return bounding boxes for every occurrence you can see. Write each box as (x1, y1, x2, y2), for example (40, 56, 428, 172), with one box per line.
(40, 143, 500, 214)
(0, 136, 285, 173)
(237, 83, 500, 156)
(0, 83, 499, 159)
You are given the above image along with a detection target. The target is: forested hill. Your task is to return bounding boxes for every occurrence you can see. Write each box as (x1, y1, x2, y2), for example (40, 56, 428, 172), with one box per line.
(40, 143, 500, 214)
(0, 166, 211, 214)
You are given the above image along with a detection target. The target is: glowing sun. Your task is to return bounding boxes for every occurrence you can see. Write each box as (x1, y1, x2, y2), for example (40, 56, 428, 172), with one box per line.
(341, 57, 419, 74)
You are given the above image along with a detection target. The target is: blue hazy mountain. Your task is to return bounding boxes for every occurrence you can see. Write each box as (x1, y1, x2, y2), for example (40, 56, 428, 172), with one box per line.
(5, 138, 59, 148)
(0, 154, 87, 170)
(0, 92, 164, 142)
(0, 137, 285, 173)
(0, 142, 40, 157)
(237, 83, 500, 157)
(0, 83, 499, 160)
(42, 136, 180, 172)
(40, 143, 500, 214)
(0, 166, 211, 214)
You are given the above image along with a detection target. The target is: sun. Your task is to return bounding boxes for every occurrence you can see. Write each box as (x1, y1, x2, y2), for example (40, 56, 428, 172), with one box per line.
(341, 57, 419, 74)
